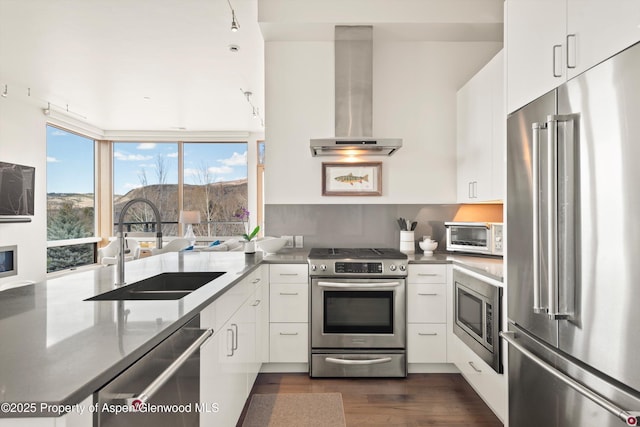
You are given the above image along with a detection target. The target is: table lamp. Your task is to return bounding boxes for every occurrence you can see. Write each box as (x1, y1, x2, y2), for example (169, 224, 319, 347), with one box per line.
(179, 210, 201, 246)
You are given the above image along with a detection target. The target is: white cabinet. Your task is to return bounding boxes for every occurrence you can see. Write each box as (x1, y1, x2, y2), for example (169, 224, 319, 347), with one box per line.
(407, 264, 450, 365)
(506, 0, 640, 113)
(456, 50, 504, 203)
(268, 264, 309, 364)
(449, 333, 507, 422)
(200, 266, 267, 427)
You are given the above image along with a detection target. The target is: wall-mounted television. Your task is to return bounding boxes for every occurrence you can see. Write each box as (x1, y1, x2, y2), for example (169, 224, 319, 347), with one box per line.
(0, 162, 35, 216)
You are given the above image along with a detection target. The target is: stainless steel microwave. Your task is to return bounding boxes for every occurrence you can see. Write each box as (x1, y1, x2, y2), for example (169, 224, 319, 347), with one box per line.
(445, 222, 503, 256)
(453, 268, 502, 373)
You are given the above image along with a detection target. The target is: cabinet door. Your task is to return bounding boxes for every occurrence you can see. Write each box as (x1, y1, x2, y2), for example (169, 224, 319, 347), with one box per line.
(490, 50, 506, 201)
(269, 323, 308, 363)
(407, 323, 447, 363)
(270, 282, 309, 323)
(456, 82, 475, 202)
(407, 283, 447, 323)
(506, 0, 567, 113)
(567, 0, 640, 79)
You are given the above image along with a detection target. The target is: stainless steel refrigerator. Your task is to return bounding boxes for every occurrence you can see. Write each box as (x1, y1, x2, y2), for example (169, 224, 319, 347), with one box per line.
(505, 41, 640, 427)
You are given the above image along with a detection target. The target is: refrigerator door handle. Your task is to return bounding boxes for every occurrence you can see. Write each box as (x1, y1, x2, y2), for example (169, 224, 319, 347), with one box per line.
(532, 121, 547, 314)
(501, 331, 640, 426)
(546, 114, 575, 320)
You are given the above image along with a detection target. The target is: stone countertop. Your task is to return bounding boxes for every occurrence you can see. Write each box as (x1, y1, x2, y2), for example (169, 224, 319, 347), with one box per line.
(408, 252, 503, 282)
(0, 251, 266, 416)
(0, 246, 499, 417)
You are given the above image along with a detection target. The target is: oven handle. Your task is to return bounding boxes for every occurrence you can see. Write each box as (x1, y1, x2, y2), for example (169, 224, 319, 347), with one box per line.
(125, 328, 213, 409)
(325, 357, 393, 365)
(317, 281, 401, 288)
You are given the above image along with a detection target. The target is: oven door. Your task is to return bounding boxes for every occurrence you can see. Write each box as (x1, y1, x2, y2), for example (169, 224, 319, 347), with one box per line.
(311, 278, 406, 349)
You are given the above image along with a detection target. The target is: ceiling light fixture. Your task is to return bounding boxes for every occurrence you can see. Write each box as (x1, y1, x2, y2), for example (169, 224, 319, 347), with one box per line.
(240, 88, 264, 127)
(227, 0, 240, 32)
(1, 84, 7, 98)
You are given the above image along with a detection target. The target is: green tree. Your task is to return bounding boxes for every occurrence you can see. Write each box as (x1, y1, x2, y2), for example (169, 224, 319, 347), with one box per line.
(47, 202, 94, 272)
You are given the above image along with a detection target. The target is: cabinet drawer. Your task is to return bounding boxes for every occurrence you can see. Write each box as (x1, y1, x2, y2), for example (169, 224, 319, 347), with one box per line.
(407, 283, 446, 323)
(245, 266, 265, 291)
(269, 323, 308, 363)
(408, 265, 447, 283)
(270, 264, 308, 283)
(450, 334, 506, 420)
(407, 323, 447, 363)
(270, 283, 309, 322)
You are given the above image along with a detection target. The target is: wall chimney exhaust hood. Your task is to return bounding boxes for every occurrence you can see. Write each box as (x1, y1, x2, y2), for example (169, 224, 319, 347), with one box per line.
(310, 26, 402, 157)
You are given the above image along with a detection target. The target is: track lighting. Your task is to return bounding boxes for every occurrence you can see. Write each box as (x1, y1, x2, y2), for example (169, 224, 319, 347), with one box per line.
(240, 88, 264, 127)
(227, 0, 240, 32)
(1, 84, 7, 98)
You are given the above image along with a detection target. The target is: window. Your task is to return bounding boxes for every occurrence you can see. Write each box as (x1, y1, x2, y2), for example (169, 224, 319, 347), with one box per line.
(112, 141, 247, 241)
(46, 125, 96, 272)
(183, 142, 247, 238)
(113, 142, 179, 235)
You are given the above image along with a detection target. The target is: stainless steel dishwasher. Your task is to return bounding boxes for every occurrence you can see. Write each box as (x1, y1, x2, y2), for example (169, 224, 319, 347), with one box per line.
(95, 315, 212, 427)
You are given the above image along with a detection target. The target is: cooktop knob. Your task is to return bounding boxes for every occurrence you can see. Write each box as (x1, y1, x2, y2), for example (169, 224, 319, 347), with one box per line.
(399, 264, 406, 271)
(389, 264, 397, 271)
(310, 264, 317, 271)
(320, 264, 327, 271)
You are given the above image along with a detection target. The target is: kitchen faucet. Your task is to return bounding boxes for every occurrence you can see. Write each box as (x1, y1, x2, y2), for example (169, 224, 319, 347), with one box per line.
(116, 198, 163, 286)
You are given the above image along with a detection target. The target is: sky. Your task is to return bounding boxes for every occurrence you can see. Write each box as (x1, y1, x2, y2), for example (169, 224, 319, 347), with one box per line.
(46, 126, 248, 195)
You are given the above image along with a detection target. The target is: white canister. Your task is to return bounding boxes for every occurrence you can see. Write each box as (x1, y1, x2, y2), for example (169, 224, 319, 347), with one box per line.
(399, 231, 415, 254)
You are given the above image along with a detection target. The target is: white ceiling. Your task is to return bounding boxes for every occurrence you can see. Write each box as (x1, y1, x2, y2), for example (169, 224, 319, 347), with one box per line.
(0, 0, 504, 134)
(0, 0, 265, 132)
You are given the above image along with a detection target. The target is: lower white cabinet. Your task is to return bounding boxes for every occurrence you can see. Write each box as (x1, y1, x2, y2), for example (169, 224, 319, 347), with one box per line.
(269, 323, 308, 363)
(407, 264, 450, 365)
(268, 264, 309, 364)
(200, 266, 267, 426)
(407, 323, 447, 364)
(449, 333, 507, 422)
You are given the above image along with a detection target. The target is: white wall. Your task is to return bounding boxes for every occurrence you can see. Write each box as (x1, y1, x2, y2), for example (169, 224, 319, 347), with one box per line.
(0, 96, 48, 285)
(265, 40, 502, 204)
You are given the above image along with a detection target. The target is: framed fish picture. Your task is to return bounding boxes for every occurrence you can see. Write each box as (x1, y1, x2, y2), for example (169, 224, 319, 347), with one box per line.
(322, 162, 382, 196)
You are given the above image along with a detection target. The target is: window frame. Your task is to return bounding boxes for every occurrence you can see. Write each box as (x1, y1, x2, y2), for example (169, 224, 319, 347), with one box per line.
(45, 123, 100, 272)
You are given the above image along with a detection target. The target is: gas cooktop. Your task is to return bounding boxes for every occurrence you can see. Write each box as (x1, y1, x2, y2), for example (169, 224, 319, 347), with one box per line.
(308, 247, 408, 277)
(308, 247, 408, 260)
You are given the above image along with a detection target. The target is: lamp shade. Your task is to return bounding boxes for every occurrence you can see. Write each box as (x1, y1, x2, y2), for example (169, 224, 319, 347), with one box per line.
(179, 210, 201, 224)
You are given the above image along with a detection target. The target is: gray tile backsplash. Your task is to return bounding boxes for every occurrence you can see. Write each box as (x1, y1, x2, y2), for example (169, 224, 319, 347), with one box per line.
(265, 204, 460, 250)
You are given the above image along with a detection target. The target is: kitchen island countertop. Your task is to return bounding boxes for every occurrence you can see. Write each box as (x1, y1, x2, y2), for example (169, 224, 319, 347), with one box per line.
(0, 251, 268, 416)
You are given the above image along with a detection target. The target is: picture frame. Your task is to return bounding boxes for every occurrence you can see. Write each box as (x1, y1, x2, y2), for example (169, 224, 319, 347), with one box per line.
(322, 162, 382, 196)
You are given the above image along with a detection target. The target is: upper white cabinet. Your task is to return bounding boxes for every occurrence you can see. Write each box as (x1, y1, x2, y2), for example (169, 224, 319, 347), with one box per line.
(456, 50, 505, 203)
(506, 0, 640, 113)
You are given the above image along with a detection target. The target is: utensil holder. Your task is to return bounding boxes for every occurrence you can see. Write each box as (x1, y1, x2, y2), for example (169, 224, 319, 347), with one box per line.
(399, 231, 415, 254)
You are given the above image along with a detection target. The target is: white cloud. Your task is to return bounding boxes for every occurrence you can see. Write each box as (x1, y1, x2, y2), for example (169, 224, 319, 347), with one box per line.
(184, 168, 199, 177)
(114, 151, 154, 161)
(47, 156, 60, 163)
(167, 152, 178, 158)
(208, 165, 234, 175)
(51, 130, 68, 136)
(136, 143, 157, 150)
(220, 151, 247, 166)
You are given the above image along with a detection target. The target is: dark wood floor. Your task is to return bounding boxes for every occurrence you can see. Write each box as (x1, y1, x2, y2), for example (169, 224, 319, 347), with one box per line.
(238, 373, 503, 427)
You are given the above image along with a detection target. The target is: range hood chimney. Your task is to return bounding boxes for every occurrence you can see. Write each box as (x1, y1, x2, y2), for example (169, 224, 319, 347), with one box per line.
(310, 26, 402, 157)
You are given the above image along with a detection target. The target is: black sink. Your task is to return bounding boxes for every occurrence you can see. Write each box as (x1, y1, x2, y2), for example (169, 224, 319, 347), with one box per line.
(86, 272, 226, 301)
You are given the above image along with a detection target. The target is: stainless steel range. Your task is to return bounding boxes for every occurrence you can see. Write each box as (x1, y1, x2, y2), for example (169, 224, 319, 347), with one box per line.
(308, 248, 408, 378)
